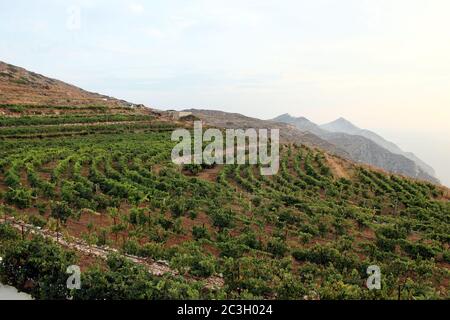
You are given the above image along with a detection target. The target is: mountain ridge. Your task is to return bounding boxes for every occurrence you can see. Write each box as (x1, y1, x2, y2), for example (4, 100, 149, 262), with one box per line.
(273, 114, 439, 184)
(320, 117, 436, 177)
(184, 109, 350, 159)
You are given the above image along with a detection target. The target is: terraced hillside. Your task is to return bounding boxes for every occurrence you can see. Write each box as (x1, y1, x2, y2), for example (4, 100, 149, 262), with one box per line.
(0, 108, 449, 300)
(0, 62, 448, 300)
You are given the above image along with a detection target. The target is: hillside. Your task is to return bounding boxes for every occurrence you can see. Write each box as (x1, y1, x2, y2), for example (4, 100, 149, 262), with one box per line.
(185, 109, 349, 159)
(0, 63, 449, 300)
(0, 61, 127, 108)
(274, 114, 439, 184)
(321, 118, 436, 177)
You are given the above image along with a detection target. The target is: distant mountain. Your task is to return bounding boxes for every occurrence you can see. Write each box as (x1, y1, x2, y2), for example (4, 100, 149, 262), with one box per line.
(273, 114, 439, 184)
(321, 117, 360, 133)
(184, 109, 350, 159)
(272, 114, 327, 136)
(321, 118, 436, 177)
(322, 132, 436, 182)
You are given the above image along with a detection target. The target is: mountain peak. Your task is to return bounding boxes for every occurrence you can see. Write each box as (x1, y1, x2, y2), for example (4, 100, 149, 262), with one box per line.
(272, 113, 293, 121)
(273, 113, 313, 123)
(334, 117, 357, 127)
(322, 117, 360, 133)
(273, 113, 326, 136)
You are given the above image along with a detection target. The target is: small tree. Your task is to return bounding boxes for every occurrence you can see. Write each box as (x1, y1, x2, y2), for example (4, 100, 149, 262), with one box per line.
(50, 201, 73, 241)
(108, 206, 121, 244)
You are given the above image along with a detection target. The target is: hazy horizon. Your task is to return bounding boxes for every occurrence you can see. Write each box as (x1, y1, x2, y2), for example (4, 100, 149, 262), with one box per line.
(1, 0, 449, 186)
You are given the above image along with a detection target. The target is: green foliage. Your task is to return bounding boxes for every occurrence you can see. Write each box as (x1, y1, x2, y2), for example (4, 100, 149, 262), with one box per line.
(0, 236, 76, 299)
(129, 207, 148, 225)
(211, 209, 235, 229)
(29, 214, 47, 228)
(50, 201, 73, 224)
(72, 254, 218, 300)
(0, 223, 20, 240)
(0, 118, 448, 300)
(5, 188, 33, 209)
(292, 244, 359, 271)
(401, 241, 437, 260)
(192, 225, 210, 240)
(443, 251, 450, 263)
(170, 243, 216, 277)
(266, 237, 288, 257)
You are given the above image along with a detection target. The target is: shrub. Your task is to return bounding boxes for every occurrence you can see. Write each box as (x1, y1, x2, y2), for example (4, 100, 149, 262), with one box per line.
(5, 188, 33, 209)
(266, 237, 288, 257)
(129, 207, 148, 225)
(50, 201, 73, 224)
(240, 231, 261, 250)
(252, 196, 262, 207)
(211, 209, 234, 229)
(375, 236, 396, 252)
(192, 225, 210, 240)
(171, 245, 216, 277)
(377, 225, 407, 240)
(279, 210, 300, 224)
(0, 223, 19, 240)
(183, 164, 202, 175)
(401, 241, 437, 260)
(29, 215, 47, 228)
(443, 251, 450, 263)
(0, 236, 76, 299)
(170, 200, 186, 217)
(292, 244, 358, 271)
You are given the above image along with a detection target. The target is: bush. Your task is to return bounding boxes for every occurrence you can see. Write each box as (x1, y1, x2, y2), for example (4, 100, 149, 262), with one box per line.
(170, 200, 186, 217)
(279, 210, 300, 224)
(5, 188, 33, 209)
(122, 239, 141, 256)
(443, 251, 450, 263)
(192, 225, 210, 240)
(0, 236, 77, 299)
(266, 237, 288, 257)
(29, 215, 47, 228)
(377, 225, 407, 240)
(252, 196, 262, 207)
(139, 242, 167, 260)
(171, 245, 216, 277)
(211, 209, 234, 229)
(298, 232, 312, 244)
(50, 201, 73, 224)
(129, 207, 148, 225)
(401, 241, 437, 260)
(375, 236, 396, 252)
(292, 244, 358, 271)
(183, 164, 202, 175)
(240, 231, 261, 250)
(0, 223, 19, 240)
(73, 255, 210, 300)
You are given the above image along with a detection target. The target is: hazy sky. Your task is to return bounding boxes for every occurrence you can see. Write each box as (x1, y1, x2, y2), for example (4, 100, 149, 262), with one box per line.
(0, 0, 449, 186)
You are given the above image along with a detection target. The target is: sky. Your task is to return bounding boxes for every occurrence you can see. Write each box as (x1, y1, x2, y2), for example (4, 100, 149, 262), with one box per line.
(0, 0, 449, 186)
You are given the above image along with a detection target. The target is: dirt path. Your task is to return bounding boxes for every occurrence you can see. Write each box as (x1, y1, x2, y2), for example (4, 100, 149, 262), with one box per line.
(1, 216, 224, 289)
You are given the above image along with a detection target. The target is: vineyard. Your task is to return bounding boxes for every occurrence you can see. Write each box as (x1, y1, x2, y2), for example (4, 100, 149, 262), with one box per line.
(0, 106, 449, 300)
